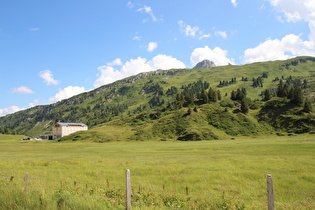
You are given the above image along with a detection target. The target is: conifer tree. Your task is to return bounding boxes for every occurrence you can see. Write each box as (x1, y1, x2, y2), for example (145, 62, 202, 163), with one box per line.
(217, 90, 222, 101)
(236, 88, 245, 101)
(291, 86, 304, 107)
(208, 88, 215, 102)
(200, 89, 209, 103)
(213, 90, 218, 102)
(303, 98, 313, 113)
(241, 98, 249, 114)
(263, 89, 271, 101)
(287, 87, 294, 99)
(303, 79, 308, 89)
(277, 80, 284, 97)
(231, 90, 236, 101)
(283, 83, 289, 97)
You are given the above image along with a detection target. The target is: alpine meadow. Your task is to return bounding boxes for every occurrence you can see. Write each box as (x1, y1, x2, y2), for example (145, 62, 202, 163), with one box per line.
(1, 57, 315, 209)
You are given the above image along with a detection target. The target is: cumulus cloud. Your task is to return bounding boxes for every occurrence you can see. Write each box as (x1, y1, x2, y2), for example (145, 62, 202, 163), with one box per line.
(11, 86, 34, 94)
(39, 70, 59, 85)
(107, 58, 122, 66)
(49, 86, 86, 103)
(231, 0, 238, 7)
(0, 106, 24, 117)
(148, 54, 186, 70)
(269, 0, 315, 42)
(190, 46, 234, 67)
(94, 55, 186, 87)
(243, 0, 315, 63)
(147, 42, 158, 52)
(243, 34, 315, 63)
(94, 66, 124, 88)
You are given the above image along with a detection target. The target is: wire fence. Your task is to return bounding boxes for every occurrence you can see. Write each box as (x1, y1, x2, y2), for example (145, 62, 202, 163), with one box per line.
(0, 171, 314, 209)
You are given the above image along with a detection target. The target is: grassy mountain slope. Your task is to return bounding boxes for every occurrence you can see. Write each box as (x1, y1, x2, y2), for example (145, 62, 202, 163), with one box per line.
(59, 102, 276, 142)
(1, 56, 315, 139)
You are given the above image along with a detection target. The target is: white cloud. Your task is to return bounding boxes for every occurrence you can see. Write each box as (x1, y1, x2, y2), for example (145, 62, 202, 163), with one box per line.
(243, 1, 315, 64)
(133, 36, 141, 41)
(107, 58, 122, 66)
(39, 70, 59, 85)
(268, 0, 315, 42)
(94, 66, 124, 88)
(0, 106, 24, 117)
(148, 54, 186, 70)
(94, 55, 186, 87)
(49, 86, 86, 103)
(11, 86, 34, 94)
(121, 57, 152, 76)
(243, 34, 315, 64)
(127, 1, 134, 9)
(178, 20, 211, 40)
(190, 46, 234, 67)
(137, 5, 158, 22)
(178, 20, 199, 37)
(147, 42, 158, 52)
(199, 34, 211, 40)
(215, 31, 227, 39)
(29, 99, 40, 108)
(231, 0, 238, 7)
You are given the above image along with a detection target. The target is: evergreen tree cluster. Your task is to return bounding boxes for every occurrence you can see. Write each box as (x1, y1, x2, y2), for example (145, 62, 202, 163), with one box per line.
(262, 78, 312, 112)
(142, 80, 165, 108)
(281, 57, 315, 70)
(0, 127, 15, 135)
(273, 76, 307, 89)
(230, 88, 247, 101)
(230, 88, 250, 114)
(277, 80, 304, 106)
(167, 80, 220, 109)
(252, 72, 268, 88)
(143, 80, 164, 95)
(166, 86, 178, 96)
(217, 77, 236, 87)
(262, 72, 269, 78)
(181, 80, 210, 94)
(252, 76, 263, 88)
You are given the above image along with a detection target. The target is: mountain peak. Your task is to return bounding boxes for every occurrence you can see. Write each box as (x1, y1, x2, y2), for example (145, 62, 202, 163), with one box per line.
(193, 60, 216, 69)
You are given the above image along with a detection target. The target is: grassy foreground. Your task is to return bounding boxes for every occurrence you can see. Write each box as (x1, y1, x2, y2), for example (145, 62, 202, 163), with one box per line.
(0, 136, 314, 209)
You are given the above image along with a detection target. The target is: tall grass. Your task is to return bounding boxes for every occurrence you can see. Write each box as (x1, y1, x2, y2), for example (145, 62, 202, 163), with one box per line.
(0, 136, 314, 209)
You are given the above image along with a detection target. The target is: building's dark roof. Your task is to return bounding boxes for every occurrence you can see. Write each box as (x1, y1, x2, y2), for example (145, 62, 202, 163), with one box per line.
(56, 122, 87, 127)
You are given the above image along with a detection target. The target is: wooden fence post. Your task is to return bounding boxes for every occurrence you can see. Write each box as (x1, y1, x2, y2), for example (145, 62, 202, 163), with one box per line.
(24, 173, 29, 195)
(267, 174, 274, 210)
(126, 169, 131, 210)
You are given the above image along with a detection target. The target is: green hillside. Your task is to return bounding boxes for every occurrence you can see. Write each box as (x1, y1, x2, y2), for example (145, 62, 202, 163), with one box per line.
(1, 56, 315, 140)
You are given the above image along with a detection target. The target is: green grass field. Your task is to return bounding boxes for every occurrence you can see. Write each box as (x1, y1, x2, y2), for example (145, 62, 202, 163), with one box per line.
(0, 135, 314, 209)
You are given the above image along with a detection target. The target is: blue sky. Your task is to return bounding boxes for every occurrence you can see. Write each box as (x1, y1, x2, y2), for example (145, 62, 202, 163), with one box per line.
(1, 0, 315, 116)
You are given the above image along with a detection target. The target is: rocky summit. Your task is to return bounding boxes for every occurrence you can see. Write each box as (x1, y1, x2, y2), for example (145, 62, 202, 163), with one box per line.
(193, 60, 216, 69)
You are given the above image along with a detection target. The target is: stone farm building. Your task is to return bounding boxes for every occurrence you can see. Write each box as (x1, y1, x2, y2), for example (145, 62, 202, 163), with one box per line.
(42, 122, 88, 140)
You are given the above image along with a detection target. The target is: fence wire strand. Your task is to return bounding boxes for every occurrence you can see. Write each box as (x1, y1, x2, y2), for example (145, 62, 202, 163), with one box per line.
(1, 173, 314, 209)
